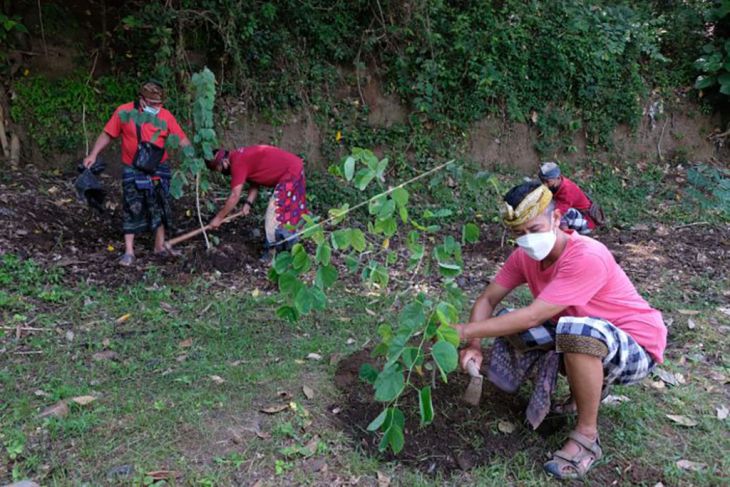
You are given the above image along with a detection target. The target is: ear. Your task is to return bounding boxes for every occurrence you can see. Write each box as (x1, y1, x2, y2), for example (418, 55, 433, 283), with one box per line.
(552, 208, 562, 224)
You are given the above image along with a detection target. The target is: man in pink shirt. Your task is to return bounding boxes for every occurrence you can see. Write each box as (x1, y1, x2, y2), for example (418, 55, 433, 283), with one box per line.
(454, 181, 666, 480)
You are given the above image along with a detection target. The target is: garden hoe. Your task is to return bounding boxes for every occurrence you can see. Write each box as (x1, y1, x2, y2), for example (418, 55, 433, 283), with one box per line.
(462, 359, 483, 406)
(165, 209, 247, 247)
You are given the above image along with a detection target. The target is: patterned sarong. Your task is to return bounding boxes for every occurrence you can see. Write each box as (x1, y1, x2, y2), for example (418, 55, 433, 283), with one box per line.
(273, 170, 307, 228)
(487, 310, 656, 429)
(121, 164, 172, 235)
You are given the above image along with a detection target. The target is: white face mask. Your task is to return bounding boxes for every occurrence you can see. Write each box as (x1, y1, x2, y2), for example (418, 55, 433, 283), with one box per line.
(515, 219, 557, 261)
(143, 105, 160, 116)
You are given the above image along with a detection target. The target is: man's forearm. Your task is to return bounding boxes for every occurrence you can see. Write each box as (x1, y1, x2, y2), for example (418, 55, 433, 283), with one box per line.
(89, 132, 111, 158)
(216, 193, 241, 220)
(462, 306, 542, 340)
(465, 294, 494, 349)
(246, 186, 258, 204)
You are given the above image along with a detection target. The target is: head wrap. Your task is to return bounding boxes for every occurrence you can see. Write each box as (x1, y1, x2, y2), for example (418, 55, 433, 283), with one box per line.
(539, 162, 561, 180)
(214, 149, 227, 166)
(501, 184, 553, 228)
(140, 81, 164, 103)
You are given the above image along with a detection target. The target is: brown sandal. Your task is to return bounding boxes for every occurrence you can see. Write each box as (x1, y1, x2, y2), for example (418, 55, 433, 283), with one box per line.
(544, 431, 602, 480)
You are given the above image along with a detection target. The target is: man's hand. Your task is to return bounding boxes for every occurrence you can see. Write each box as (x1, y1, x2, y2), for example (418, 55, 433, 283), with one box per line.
(83, 155, 96, 168)
(242, 202, 252, 216)
(459, 346, 483, 373)
(210, 216, 224, 230)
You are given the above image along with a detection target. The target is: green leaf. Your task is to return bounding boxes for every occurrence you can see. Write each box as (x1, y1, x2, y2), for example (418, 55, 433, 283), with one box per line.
(436, 324, 461, 347)
(438, 262, 462, 278)
(374, 364, 404, 402)
(695, 75, 717, 90)
(419, 387, 434, 425)
(273, 252, 293, 274)
(431, 340, 458, 380)
(291, 245, 311, 273)
(398, 301, 426, 332)
(382, 422, 404, 454)
(278, 272, 304, 297)
(276, 305, 299, 323)
(328, 204, 350, 225)
(344, 254, 359, 273)
(354, 168, 376, 190)
(367, 409, 388, 431)
(401, 347, 424, 368)
(343, 156, 356, 181)
(315, 264, 338, 289)
(721, 81, 730, 95)
(374, 217, 397, 237)
(462, 223, 480, 244)
(359, 363, 379, 384)
(294, 287, 315, 315)
(376, 158, 389, 180)
(315, 242, 331, 266)
(391, 187, 409, 208)
(350, 229, 367, 252)
(435, 302, 458, 326)
(311, 286, 327, 310)
(377, 200, 396, 220)
(331, 229, 352, 251)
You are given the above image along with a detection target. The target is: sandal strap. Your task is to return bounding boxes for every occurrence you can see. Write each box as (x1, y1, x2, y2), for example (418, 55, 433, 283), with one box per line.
(568, 431, 602, 458)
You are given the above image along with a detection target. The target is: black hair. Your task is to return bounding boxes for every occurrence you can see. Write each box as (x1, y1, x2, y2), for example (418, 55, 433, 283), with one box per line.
(145, 79, 164, 90)
(204, 148, 231, 176)
(503, 180, 543, 208)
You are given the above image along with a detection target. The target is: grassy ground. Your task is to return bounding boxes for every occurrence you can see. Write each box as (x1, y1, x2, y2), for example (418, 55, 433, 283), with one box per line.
(1, 160, 729, 486)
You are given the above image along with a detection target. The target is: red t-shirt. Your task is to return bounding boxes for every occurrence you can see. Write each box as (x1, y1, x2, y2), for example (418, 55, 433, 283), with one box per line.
(103, 102, 188, 165)
(494, 232, 666, 363)
(554, 177, 595, 228)
(229, 145, 304, 189)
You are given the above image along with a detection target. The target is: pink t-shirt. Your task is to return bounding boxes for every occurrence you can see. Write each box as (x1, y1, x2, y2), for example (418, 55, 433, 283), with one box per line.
(494, 232, 666, 363)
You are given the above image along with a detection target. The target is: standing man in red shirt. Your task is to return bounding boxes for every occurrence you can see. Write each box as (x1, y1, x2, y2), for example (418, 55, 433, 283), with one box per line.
(83, 81, 191, 266)
(538, 162, 596, 234)
(205, 145, 307, 259)
(454, 181, 665, 480)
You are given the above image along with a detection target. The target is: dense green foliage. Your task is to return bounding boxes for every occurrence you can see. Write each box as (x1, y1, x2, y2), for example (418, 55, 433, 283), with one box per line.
(5, 0, 726, 163)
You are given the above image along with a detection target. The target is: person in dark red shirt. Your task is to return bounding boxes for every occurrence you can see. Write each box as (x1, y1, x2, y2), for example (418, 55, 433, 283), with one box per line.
(205, 145, 308, 259)
(83, 81, 191, 266)
(538, 162, 596, 234)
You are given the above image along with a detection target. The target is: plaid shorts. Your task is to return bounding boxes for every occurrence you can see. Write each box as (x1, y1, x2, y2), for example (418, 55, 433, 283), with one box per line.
(561, 208, 591, 235)
(502, 311, 656, 386)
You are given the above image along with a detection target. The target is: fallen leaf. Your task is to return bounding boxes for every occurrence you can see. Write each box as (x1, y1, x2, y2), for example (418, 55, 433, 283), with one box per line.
(650, 380, 665, 390)
(687, 318, 696, 330)
(209, 375, 225, 384)
(497, 420, 516, 434)
(302, 385, 315, 399)
(654, 368, 679, 386)
(71, 395, 96, 406)
(175, 354, 187, 362)
(145, 470, 182, 481)
(178, 338, 193, 348)
(329, 353, 342, 365)
(65, 330, 75, 342)
(666, 414, 698, 427)
(346, 338, 355, 345)
(34, 389, 49, 397)
(716, 404, 729, 420)
(676, 459, 706, 472)
(602, 394, 631, 405)
(331, 406, 342, 415)
(92, 350, 119, 362)
(256, 430, 271, 440)
(365, 308, 376, 316)
(260, 404, 288, 414)
(307, 353, 322, 361)
(718, 307, 730, 317)
(38, 401, 69, 419)
(304, 437, 319, 455)
(377, 471, 391, 487)
(674, 373, 687, 385)
(159, 302, 176, 313)
(677, 309, 700, 315)
(115, 313, 131, 324)
(252, 288, 261, 297)
(102, 338, 111, 347)
(107, 245, 115, 252)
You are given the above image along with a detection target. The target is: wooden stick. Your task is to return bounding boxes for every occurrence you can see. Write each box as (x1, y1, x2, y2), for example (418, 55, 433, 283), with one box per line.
(166, 209, 246, 246)
(0, 104, 10, 158)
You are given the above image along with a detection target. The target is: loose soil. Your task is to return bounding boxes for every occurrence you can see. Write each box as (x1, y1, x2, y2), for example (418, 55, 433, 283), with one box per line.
(333, 349, 667, 485)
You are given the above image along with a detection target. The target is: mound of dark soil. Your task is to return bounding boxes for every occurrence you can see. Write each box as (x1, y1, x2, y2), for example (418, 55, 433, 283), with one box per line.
(332, 350, 665, 485)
